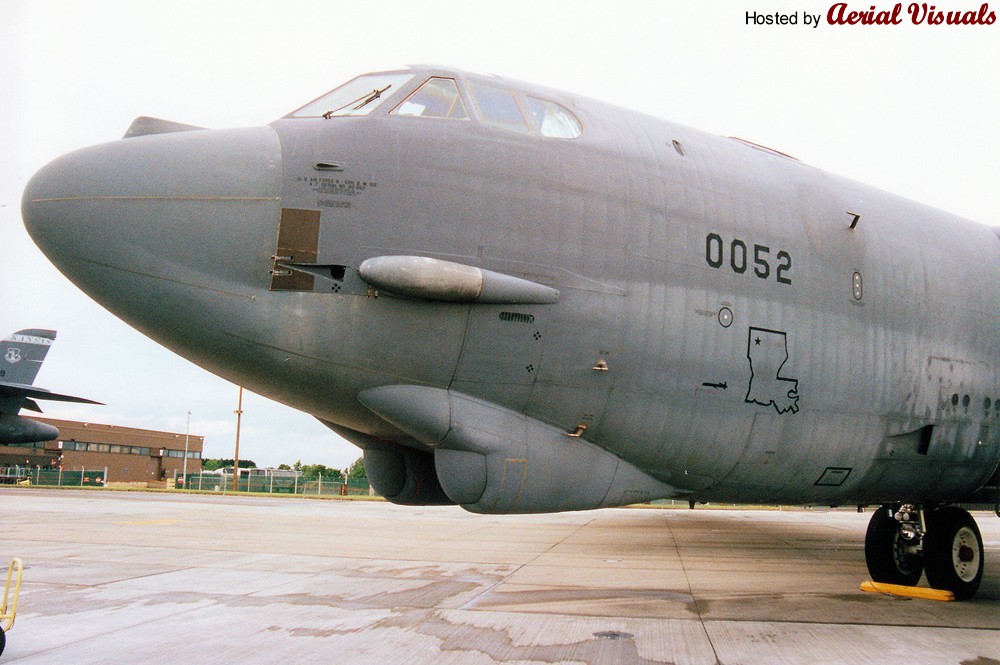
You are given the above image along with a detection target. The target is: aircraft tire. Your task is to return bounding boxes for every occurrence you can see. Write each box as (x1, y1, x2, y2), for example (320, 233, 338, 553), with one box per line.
(864, 506, 923, 586)
(1, 625, 5, 656)
(923, 506, 984, 600)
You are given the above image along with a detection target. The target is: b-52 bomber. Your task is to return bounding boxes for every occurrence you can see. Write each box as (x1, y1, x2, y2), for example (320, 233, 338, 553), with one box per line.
(21, 65, 999, 598)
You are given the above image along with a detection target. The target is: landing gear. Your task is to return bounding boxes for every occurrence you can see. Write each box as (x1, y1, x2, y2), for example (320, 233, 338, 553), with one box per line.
(865, 505, 923, 586)
(864, 504, 985, 599)
(923, 506, 984, 600)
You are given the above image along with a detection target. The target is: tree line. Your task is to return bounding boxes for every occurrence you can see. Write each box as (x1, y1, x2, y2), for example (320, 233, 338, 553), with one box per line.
(201, 456, 366, 480)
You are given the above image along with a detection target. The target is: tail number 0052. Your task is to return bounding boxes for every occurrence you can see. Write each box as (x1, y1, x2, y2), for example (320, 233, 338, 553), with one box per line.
(705, 233, 791, 285)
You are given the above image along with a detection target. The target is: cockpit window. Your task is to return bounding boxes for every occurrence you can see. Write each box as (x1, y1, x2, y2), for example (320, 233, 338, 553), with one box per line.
(291, 73, 414, 118)
(393, 78, 468, 119)
(526, 97, 582, 139)
(468, 81, 530, 133)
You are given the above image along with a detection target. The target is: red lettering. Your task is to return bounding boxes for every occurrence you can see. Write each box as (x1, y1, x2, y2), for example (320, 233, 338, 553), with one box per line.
(828, 2, 852, 24)
(828, 2, 904, 24)
(973, 3, 996, 23)
(832, 1, 995, 25)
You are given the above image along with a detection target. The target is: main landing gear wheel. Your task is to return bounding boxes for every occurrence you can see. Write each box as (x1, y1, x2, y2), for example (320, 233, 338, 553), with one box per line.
(923, 506, 984, 600)
(864, 506, 923, 586)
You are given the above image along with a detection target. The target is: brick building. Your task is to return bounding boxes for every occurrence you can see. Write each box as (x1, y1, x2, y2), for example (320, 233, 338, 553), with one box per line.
(0, 418, 203, 485)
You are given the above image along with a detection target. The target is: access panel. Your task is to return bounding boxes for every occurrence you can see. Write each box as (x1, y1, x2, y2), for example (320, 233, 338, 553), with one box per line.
(269, 208, 320, 291)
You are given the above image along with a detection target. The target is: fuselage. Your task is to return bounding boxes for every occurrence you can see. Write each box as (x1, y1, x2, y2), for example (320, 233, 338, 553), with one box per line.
(22, 65, 1000, 509)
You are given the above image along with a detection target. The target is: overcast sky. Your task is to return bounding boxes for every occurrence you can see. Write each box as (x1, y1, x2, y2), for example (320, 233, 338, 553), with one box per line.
(2, 0, 997, 470)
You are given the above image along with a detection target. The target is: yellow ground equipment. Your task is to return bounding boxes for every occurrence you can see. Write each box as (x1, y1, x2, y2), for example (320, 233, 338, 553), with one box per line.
(860, 580, 955, 601)
(1, 558, 24, 656)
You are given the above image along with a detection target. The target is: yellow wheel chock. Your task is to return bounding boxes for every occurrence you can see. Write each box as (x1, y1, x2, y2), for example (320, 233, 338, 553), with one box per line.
(860, 580, 955, 601)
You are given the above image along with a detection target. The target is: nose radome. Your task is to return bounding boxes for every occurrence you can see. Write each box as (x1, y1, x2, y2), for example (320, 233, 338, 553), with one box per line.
(22, 125, 283, 294)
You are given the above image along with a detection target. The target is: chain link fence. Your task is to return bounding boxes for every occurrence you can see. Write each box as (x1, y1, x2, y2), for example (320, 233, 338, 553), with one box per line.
(176, 472, 374, 497)
(1, 466, 373, 497)
(1, 466, 107, 487)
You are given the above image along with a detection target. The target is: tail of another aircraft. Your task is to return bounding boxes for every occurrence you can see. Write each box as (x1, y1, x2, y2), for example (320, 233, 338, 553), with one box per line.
(0, 329, 100, 445)
(1, 329, 57, 387)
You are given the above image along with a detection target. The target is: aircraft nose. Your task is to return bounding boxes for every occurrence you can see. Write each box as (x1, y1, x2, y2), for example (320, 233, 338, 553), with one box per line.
(22, 125, 282, 295)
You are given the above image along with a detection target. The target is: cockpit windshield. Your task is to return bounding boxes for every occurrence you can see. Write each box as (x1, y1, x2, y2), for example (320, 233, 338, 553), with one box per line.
(287, 68, 583, 139)
(394, 78, 468, 119)
(290, 73, 413, 118)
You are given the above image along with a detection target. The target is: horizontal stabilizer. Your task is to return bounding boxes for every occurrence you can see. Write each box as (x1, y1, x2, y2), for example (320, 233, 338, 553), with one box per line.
(0, 382, 102, 406)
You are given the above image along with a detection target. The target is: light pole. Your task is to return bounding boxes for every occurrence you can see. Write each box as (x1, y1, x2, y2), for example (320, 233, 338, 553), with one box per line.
(233, 387, 243, 493)
(182, 411, 191, 488)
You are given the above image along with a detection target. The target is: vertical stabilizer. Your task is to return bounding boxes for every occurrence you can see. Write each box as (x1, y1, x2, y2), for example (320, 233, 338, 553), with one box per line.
(2, 329, 57, 386)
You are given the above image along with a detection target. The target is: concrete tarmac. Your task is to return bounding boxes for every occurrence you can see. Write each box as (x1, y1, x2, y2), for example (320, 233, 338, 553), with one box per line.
(1, 489, 998, 664)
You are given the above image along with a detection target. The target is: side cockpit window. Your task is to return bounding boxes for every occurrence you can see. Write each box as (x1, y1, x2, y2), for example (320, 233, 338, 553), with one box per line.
(526, 97, 582, 139)
(468, 81, 530, 133)
(393, 78, 468, 119)
(378, 72, 583, 139)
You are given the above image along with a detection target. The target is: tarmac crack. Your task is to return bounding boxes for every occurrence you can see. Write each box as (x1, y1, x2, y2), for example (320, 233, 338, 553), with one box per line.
(669, 512, 724, 665)
(458, 517, 597, 612)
